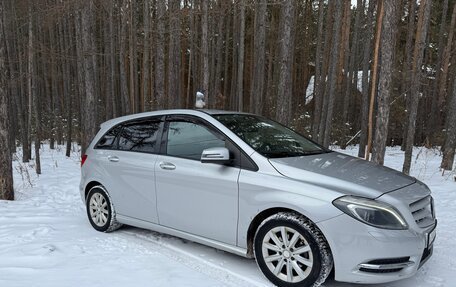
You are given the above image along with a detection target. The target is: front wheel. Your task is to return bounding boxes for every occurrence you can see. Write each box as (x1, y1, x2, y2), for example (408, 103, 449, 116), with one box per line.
(254, 212, 333, 287)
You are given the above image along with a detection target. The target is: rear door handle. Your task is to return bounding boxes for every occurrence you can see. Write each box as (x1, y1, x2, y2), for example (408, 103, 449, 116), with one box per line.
(108, 155, 120, 162)
(159, 162, 176, 170)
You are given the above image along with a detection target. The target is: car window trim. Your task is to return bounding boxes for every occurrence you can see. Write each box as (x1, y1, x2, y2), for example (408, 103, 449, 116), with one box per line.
(159, 114, 258, 171)
(95, 115, 165, 155)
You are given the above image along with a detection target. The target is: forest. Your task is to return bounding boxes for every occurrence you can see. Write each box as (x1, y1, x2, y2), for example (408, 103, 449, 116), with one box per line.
(1, 0, 456, 200)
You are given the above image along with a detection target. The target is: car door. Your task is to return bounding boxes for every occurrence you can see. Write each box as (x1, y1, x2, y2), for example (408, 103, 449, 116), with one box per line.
(97, 117, 163, 223)
(155, 115, 240, 245)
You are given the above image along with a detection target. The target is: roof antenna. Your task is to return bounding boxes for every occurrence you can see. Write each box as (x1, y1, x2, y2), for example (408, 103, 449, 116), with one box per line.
(195, 91, 206, 109)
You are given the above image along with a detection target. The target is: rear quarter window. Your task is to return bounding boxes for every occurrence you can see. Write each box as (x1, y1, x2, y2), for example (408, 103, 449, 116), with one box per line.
(94, 126, 122, 150)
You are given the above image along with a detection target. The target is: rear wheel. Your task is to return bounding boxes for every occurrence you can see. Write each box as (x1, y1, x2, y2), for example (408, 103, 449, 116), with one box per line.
(86, 185, 122, 232)
(254, 212, 333, 287)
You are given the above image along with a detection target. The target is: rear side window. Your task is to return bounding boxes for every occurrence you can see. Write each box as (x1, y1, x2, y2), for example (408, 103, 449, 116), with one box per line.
(95, 126, 121, 150)
(166, 121, 225, 160)
(118, 120, 161, 153)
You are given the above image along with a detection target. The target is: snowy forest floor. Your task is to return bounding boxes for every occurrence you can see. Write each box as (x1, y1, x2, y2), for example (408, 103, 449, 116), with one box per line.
(0, 145, 455, 287)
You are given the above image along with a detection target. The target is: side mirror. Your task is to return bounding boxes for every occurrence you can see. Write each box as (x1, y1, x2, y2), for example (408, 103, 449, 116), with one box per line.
(201, 147, 231, 164)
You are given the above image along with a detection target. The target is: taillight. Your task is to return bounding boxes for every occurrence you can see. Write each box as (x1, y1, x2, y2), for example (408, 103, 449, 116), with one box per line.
(81, 154, 88, 167)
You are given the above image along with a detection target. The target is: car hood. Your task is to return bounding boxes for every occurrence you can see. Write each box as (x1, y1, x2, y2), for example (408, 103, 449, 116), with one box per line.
(268, 151, 416, 198)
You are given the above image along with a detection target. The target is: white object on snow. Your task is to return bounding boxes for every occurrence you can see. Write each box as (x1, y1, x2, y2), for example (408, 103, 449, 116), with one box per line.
(195, 91, 206, 109)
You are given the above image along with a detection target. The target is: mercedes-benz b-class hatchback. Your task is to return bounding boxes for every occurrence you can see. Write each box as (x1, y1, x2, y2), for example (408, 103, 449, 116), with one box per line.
(80, 109, 436, 287)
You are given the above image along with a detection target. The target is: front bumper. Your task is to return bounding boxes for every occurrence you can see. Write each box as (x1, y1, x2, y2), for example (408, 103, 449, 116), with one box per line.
(317, 214, 436, 284)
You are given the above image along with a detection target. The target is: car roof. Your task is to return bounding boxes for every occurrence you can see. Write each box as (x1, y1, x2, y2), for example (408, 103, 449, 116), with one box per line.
(99, 109, 253, 129)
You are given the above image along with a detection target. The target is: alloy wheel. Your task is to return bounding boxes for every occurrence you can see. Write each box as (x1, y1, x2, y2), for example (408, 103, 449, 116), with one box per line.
(89, 192, 109, 227)
(261, 226, 314, 283)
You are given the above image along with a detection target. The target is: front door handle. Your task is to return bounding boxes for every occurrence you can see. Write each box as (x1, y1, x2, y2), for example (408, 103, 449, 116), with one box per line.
(159, 162, 176, 170)
(108, 155, 120, 162)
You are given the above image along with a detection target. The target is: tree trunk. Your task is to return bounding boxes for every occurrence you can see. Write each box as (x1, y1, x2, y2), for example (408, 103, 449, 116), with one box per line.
(343, 0, 362, 130)
(26, 3, 34, 162)
(187, 0, 195, 108)
(79, 1, 99, 155)
(317, 0, 336, 144)
(321, 0, 343, 148)
(119, 0, 130, 114)
(358, 0, 376, 158)
(401, 0, 417, 151)
(427, 0, 448, 144)
(0, 0, 14, 200)
(436, 4, 456, 126)
(4, 0, 18, 154)
(403, 0, 432, 175)
(250, 0, 267, 115)
(30, 7, 41, 174)
(275, 0, 295, 125)
(365, 0, 384, 160)
(142, 0, 151, 111)
(155, 0, 166, 109)
(371, 0, 399, 165)
(222, 4, 232, 109)
(65, 94, 73, 158)
(441, 72, 456, 170)
(109, 2, 119, 117)
(34, 81, 41, 175)
(168, 0, 181, 108)
(236, 1, 245, 112)
(214, 2, 226, 109)
(201, 0, 209, 106)
(129, 0, 138, 113)
(339, 0, 351, 122)
(230, 4, 239, 110)
(311, 0, 325, 141)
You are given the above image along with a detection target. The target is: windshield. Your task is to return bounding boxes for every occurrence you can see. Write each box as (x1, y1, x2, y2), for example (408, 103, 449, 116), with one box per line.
(213, 114, 328, 158)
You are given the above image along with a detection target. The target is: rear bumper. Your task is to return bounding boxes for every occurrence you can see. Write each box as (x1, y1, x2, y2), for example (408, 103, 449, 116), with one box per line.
(317, 214, 436, 284)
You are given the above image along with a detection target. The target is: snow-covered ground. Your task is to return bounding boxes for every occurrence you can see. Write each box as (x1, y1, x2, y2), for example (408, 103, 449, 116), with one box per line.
(0, 145, 454, 287)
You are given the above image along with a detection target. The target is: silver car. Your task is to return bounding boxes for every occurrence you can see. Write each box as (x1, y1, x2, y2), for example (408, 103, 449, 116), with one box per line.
(80, 109, 436, 287)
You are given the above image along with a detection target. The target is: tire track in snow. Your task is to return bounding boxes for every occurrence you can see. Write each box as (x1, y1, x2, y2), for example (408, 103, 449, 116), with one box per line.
(118, 229, 270, 287)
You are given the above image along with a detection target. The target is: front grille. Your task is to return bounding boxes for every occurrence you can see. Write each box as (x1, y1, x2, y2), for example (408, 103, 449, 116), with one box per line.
(409, 196, 434, 228)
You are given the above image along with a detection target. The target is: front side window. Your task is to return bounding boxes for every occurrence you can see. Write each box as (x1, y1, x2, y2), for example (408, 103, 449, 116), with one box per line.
(117, 120, 161, 153)
(213, 114, 327, 158)
(166, 121, 225, 160)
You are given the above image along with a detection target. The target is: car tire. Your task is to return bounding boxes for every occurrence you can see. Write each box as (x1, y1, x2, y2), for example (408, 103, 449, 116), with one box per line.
(254, 212, 333, 287)
(86, 185, 122, 232)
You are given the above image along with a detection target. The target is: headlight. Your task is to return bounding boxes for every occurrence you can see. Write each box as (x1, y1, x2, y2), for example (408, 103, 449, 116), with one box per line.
(333, 196, 408, 230)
